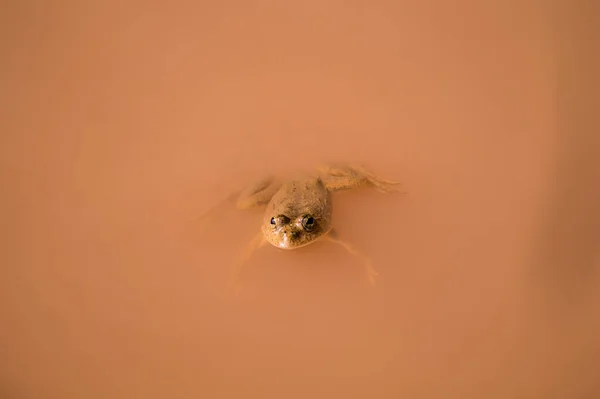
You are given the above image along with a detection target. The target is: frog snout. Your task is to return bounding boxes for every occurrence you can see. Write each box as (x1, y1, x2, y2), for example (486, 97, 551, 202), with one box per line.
(281, 228, 300, 240)
(275, 226, 302, 248)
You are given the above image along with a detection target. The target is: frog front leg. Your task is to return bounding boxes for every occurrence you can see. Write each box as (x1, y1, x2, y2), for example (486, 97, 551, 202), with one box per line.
(317, 164, 401, 193)
(227, 230, 268, 297)
(325, 229, 379, 286)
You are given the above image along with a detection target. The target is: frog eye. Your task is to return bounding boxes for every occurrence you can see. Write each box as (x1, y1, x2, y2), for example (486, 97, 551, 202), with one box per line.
(270, 217, 276, 225)
(301, 215, 315, 231)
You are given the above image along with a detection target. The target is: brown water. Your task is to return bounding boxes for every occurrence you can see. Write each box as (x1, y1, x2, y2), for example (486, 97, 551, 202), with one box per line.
(2, 1, 599, 398)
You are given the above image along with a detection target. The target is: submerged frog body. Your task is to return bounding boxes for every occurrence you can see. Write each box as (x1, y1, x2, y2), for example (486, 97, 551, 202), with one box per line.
(204, 164, 401, 290)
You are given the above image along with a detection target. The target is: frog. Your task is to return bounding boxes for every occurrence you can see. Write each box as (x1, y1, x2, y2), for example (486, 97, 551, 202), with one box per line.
(223, 164, 401, 291)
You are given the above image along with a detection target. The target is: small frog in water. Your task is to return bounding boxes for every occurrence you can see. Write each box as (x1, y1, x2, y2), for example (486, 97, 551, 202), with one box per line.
(221, 164, 401, 290)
